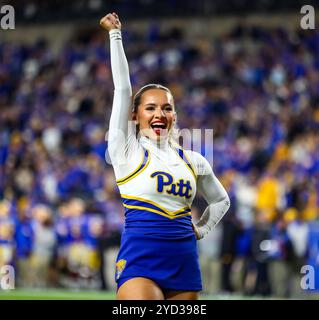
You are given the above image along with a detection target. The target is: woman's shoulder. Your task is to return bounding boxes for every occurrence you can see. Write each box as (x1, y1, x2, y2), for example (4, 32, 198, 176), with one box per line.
(184, 149, 205, 162)
(173, 143, 213, 176)
(186, 150, 212, 173)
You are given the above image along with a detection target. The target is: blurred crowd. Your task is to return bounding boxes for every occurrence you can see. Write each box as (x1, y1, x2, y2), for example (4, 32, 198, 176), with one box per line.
(6, 0, 306, 23)
(1, 21, 319, 297)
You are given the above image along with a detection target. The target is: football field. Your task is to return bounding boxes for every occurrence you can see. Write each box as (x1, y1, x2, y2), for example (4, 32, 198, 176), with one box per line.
(0, 289, 292, 300)
(0, 289, 116, 300)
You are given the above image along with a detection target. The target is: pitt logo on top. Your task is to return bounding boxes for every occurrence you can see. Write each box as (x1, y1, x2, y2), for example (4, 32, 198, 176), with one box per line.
(151, 171, 192, 199)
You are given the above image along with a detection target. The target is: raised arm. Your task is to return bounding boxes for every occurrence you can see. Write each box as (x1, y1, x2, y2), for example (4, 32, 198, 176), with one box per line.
(192, 154, 230, 240)
(100, 13, 134, 160)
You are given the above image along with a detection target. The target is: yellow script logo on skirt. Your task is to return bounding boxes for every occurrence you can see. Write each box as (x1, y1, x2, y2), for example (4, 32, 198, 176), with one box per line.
(116, 259, 127, 279)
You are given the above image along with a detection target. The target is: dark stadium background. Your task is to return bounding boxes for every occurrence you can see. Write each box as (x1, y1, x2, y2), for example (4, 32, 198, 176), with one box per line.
(0, 0, 319, 299)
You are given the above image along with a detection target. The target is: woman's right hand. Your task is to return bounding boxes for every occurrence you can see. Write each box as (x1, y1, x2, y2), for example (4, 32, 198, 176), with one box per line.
(100, 12, 121, 32)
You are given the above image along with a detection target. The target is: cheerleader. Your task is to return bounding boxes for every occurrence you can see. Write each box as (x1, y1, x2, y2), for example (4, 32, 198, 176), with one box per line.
(100, 12, 230, 300)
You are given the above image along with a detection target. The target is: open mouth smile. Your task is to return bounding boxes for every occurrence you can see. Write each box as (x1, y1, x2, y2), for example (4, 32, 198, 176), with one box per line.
(150, 121, 167, 135)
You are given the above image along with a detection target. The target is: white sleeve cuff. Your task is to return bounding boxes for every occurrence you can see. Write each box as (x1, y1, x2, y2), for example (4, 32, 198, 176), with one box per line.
(109, 29, 122, 39)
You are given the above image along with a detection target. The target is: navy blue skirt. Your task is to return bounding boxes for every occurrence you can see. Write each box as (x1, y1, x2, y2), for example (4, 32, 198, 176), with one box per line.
(115, 231, 202, 291)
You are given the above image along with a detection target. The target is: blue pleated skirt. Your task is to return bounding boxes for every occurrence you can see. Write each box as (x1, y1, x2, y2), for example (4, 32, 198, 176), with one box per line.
(115, 231, 202, 291)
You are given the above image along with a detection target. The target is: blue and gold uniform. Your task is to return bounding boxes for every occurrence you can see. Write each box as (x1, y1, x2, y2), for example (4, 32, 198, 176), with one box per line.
(114, 139, 202, 290)
(107, 29, 230, 291)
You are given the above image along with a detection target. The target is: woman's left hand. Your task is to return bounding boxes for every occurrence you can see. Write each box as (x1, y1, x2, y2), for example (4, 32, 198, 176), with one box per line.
(192, 222, 201, 240)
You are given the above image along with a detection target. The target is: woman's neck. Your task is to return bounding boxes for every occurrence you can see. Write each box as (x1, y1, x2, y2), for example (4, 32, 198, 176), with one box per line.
(139, 135, 170, 150)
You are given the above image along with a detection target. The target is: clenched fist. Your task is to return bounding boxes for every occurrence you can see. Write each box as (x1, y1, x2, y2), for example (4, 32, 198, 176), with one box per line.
(100, 12, 121, 31)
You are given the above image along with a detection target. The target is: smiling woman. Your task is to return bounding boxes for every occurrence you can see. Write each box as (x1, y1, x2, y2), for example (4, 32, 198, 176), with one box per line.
(100, 12, 230, 300)
(132, 85, 176, 142)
